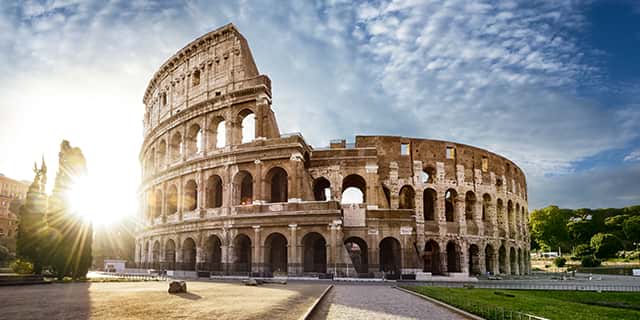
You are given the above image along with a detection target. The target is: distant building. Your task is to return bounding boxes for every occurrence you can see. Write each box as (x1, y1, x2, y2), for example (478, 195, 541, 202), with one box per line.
(0, 174, 29, 242)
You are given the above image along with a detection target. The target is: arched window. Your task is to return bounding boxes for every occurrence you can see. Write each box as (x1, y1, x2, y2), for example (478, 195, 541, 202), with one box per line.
(482, 194, 491, 221)
(238, 109, 255, 144)
(208, 116, 226, 149)
(422, 166, 435, 183)
(160, 92, 167, 107)
(264, 233, 288, 275)
(234, 171, 253, 205)
(446, 241, 461, 272)
(445, 189, 457, 222)
(157, 140, 167, 168)
(192, 69, 201, 86)
(167, 185, 178, 214)
(313, 177, 331, 201)
(233, 234, 252, 272)
(302, 232, 326, 273)
(206, 175, 223, 208)
(182, 238, 196, 271)
(398, 185, 415, 209)
(184, 180, 198, 211)
(465, 191, 476, 220)
(186, 124, 202, 156)
(341, 174, 366, 204)
(165, 239, 176, 270)
(154, 189, 162, 218)
(170, 132, 182, 162)
(266, 167, 288, 203)
(423, 188, 437, 221)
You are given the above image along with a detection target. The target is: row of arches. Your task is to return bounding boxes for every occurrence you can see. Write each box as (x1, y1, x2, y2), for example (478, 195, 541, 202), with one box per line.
(146, 167, 290, 219)
(143, 110, 257, 176)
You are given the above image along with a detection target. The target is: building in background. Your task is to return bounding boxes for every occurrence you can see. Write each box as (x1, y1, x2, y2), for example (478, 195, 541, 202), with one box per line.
(0, 174, 29, 251)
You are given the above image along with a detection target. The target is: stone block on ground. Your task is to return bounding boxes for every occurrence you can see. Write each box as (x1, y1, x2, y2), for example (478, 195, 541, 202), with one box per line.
(168, 280, 187, 293)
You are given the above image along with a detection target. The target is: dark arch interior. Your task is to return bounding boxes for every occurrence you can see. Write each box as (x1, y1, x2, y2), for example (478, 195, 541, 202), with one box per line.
(446, 241, 460, 273)
(423, 189, 436, 221)
(264, 233, 288, 275)
(234, 234, 252, 273)
(313, 177, 331, 201)
(423, 240, 441, 274)
(182, 238, 196, 271)
(205, 235, 222, 272)
(379, 237, 401, 277)
(206, 175, 223, 208)
(398, 185, 415, 209)
(267, 167, 288, 203)
(303, 232, 326, 273)
(344, 237, 368, 274)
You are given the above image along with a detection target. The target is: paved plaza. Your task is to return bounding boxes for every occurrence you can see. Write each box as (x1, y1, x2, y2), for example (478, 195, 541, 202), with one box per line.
(311, 284, 466, 320)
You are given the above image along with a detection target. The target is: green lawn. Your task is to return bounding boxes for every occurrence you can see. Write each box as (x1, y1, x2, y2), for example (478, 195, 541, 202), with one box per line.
(404, 286, 640, 320)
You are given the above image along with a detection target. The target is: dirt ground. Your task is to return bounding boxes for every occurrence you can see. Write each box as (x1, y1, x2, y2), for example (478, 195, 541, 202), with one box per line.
(0, 280, 328, 320)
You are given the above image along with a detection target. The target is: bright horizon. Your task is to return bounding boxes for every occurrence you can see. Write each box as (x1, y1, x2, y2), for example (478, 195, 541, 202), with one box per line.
(1, 1, 640, 226)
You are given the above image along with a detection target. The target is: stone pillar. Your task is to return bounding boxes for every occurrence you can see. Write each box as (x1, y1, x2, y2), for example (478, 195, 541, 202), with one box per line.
(178, 176, 184, 221)
(254, 159, 263, 203)
(389, 162, 399, 209)
(368, 229, 379, 273)
(221, 229, 230, 274)
(135, 242, 141, 265)
(456, 195, 466, 235)
(197, 169, 204, 216)
(224, 165, 232, 208)
(437, 193, 446, 236)
(460, 240, 469, 275)
(475, 200, 484, 235)
(504, 247, 511, 275)
(288, 224, 299, 274)
(252, 225, 262, 274)
(365, 162, 379, 209)
(329, 221, 340, 275)
(290, 153, 304, 201)
(479, 248, 486, 275)
(196, 246, 203, 272)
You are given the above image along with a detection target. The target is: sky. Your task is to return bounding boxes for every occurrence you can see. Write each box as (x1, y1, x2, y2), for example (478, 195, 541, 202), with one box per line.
(0, 0, 639, 221)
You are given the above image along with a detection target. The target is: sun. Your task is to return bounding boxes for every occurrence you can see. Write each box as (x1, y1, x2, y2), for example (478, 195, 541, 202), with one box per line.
(68, 175, 132, 225)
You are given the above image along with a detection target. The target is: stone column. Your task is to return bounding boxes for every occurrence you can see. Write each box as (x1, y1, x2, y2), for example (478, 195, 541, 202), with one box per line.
(252, 225, 262, 274)
(437, 191, 446, 236)
(475, 200, 484, 235)
(221, 228, 230, 274)
(254, 160, 262, 203)
(197, 169, 204, 216)
(290, 153, 304, 201)
(479, 248, 486, 275)
(368, 229, 379, 274)
(456, 195, 466, 235)
(460, 240, 469, 275)
(504, 247, 511, 275)
(329, 222, 340, 275)
(365, 163, 379, 209)
(196, 246, 203, 273)
(288, 224, 298, 274)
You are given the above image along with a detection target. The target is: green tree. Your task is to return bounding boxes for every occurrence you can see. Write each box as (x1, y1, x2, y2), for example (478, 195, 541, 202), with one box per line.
(530, 206, 572, 252)
(590, 233, 622, 259)
(572, 244, 593, 259)
(623, 215, 640, 244)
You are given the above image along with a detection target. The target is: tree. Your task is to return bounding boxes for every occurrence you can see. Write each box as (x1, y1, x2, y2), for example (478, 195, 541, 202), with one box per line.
(572, 244, 592, 259)
(590, 233, 622, 259)
(0, 244, 12, 263)
(623, 215, 640, 244)
(530, 206, 572, 252)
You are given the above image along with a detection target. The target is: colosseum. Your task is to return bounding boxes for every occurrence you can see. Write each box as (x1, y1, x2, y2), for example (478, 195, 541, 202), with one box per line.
(135, 23, 531, 280)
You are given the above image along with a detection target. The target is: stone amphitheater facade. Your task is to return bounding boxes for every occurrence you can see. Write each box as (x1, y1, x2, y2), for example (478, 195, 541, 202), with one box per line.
(135, 24, 531, 279)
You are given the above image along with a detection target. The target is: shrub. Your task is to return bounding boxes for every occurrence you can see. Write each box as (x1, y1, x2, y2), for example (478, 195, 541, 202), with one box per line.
(581, 255, 601, 268)
(572, 244, 592, 259)
(10, 259, 34, 274)
(590, 233, 621, 259)
(554, 257, 567, 267)
(0, 245, 12, 263)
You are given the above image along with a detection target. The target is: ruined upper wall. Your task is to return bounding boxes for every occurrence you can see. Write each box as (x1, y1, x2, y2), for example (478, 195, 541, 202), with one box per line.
(142, 23, 268, 134)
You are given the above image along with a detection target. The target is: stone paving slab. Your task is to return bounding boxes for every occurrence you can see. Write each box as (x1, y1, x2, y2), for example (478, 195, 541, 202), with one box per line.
(310, 284, 467, 320)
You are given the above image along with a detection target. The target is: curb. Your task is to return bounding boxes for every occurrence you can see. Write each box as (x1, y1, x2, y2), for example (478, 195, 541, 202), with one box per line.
(394, 286, 483, 320)
(299, 284, 333, 320)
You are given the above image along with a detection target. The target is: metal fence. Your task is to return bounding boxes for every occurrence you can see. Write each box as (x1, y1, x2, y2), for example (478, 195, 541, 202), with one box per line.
(407, 281, 640, 292)
(93, 271, 168, 281)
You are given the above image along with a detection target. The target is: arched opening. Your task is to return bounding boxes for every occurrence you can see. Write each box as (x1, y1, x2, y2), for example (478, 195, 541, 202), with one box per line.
(446, 241, 461, 273)
(485, 244, 495, 275)
(192, 69, 201, 86)
(234, 171, 253, 205)
(423, 240, 441, 274)
(398, 185, 415, 209)
(186, 124, 202, 156)
(379, 237, 401, 277)
(423, 166, 435, 183)
(184, 180, 198, 211)
(266, 167, 288, 203)
(498, 245, 506, 274)
(165, 239, 176, 270)
(302, 232, 326, 273)
(344, 237, 368, 274)
(482, 194, 491, 221)
(510, 247, 517, 275)
(468, 244, 480, 276)
(152, 241, 160, 268)
(170, 132, 182, 162)
(207, 116, 226, 150)
(206, 175, 223, 208)
(182, 238, 196, 271)
(313, 177, 331, 201)
(205, 235, 222, 272)
(239, 109, 255, 144)
(382, 186, 391, 208)
(264, 233, 288, 275)
(341, 174, 366, 204)
(233, 234, 252, 273)
(497, 199, 505, 237)
(507, 200, 514, 238)
(157, 140, 166, 168)
(445, 189, 457, 222)
(518, 248, 523, 275)
(515, 203, 521, 231)
(167, 185, 178, 215)
(154, 190, 162, 218)
(423, 188, 436, 221)
(465, 191, 476, 220)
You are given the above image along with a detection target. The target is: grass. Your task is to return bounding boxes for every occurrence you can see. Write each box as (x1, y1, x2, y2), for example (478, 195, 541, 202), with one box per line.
(404, 286, 640, 320)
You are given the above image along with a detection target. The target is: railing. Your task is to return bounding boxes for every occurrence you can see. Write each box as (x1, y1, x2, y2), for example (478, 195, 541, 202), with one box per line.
(93, 271, 168, 281)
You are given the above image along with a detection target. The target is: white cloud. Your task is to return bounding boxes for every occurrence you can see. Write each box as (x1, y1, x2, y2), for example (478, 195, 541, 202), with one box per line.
(0, 0, 638, 211)
(624, 150, 640, 162)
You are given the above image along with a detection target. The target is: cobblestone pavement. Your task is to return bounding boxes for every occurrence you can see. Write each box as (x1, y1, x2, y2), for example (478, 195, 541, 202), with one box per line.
(311, 284, 467, 320)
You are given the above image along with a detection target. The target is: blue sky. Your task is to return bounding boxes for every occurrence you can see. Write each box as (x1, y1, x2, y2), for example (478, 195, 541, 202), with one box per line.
(0, 0, 639, 214)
